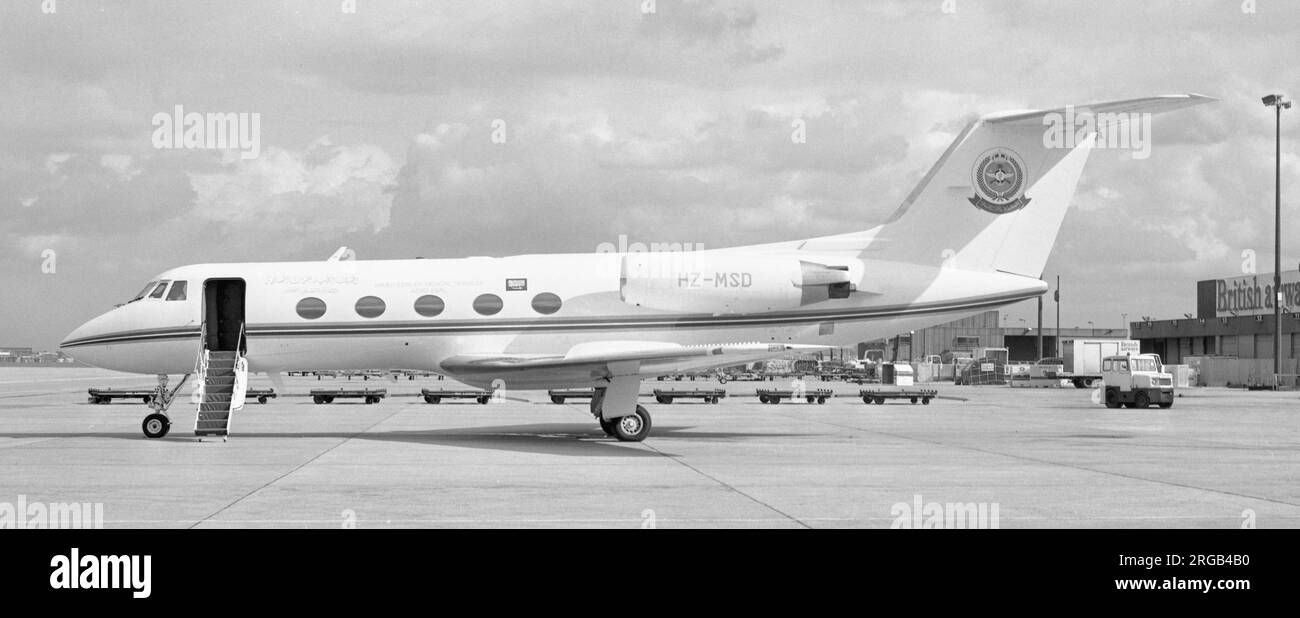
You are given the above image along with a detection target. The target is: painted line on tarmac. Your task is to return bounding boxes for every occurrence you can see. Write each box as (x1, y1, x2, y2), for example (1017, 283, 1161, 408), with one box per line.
(187, 407, 406, 528)
(639, 440, 813, 529)
(780, 413, 1300, 510)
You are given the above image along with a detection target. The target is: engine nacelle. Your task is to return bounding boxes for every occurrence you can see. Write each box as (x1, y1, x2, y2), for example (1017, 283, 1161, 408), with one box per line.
(619, 253, 853, 314)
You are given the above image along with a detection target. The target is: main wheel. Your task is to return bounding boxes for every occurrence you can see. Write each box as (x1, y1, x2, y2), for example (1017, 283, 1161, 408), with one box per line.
(817, 397, 827, 404)
(862, 396, 871, 404)
(599, 417, 617, 436)
(655, 395, 669, 404)
(551, 395, 565, 404)
(313, 395, 325, 404)
(1134, 392, 1150, 409)
(324, 396, 335, 404)
(1105, 389, 1120, 409)
(922, 398, 931, 405)
(424, 395, 439, 404)
(477, 396, 490, 405)
(910, 397, 918, 404)
(711, 397, 720, 404)
(258, 396, 268, 404)
(874, 397, 885, 405)
(806, 396, 815, 403)
(142, 413, 170, 439)
(759, 395, 770, 404)
(610, 405, 652, 442)
(141, 396, 152, 404)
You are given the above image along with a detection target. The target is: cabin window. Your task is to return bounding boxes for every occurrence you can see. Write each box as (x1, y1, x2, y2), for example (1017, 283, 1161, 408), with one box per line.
(296, 297, 327, 320)
(531, 292, 562, 315)
(166, 280, 188, 301)
(414, 295, 445, 317)
(355, 296, 386, 318)
(148, 280, 170, 299)
(1102, 359, 1112, 371)
(473, 293, 503, 316)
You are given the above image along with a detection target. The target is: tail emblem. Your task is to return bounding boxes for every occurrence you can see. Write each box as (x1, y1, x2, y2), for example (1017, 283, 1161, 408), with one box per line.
(969, 148, 1030, 214)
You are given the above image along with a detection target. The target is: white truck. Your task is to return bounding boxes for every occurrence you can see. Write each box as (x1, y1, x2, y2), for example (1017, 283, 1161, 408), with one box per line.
(1056, 339, 1141, 388)
(1100, 354, 1174, 409)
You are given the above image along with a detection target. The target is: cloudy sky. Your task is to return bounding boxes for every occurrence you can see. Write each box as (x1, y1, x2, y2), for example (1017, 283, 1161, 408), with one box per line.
(2, 0, 1298, 350)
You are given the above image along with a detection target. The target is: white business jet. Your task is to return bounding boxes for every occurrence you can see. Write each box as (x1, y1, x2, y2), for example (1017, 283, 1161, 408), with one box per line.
(61, 94, 1214, 441)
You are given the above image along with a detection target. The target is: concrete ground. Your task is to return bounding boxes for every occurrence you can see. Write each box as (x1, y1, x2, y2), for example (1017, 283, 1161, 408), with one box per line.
(0, 367, 1297, 528)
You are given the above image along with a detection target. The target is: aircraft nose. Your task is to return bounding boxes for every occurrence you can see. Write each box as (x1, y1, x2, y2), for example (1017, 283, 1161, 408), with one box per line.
(59, 309, 122, 367)
(61, 311, 110, 348)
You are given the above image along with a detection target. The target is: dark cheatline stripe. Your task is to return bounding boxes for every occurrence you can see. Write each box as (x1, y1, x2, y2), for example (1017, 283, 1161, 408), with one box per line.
(60, 326, 202, 348)
(60, 290, 1036, 348)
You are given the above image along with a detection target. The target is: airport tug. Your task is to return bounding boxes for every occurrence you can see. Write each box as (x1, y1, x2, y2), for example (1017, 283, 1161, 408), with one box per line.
(1100, 354, 1174, 409)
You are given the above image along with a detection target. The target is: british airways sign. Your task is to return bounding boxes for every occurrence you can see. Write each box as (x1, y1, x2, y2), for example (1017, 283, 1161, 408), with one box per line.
(1212, 271, 1300, 317)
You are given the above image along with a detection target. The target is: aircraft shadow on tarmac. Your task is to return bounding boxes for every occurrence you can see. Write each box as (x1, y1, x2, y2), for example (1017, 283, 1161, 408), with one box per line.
(0, 424, 816, 458)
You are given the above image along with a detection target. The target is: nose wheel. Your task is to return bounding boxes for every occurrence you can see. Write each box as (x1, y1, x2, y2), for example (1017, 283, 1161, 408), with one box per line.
(142, 413, 171, 439)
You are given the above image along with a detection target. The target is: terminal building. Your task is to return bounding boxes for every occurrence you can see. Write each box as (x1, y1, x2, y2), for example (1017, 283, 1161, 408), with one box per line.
(859, 310, 1127, 362)
(1130, 269, 1300, 370)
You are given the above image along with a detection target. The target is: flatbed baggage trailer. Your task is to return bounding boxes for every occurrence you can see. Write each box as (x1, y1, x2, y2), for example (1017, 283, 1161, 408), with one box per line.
(87, 388, 155, 405)
(653, 388, 725, 404)
(859, 387, 937, 405)
(310, 388, 387, 404)
(756, 388, 834, 404)
(548, 388, 596, 404)
(421, 388, 493, 404)
(246, 389, 277, 404)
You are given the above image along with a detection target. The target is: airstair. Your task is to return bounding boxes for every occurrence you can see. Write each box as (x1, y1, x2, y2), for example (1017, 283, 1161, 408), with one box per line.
(194, 323, 245, 440)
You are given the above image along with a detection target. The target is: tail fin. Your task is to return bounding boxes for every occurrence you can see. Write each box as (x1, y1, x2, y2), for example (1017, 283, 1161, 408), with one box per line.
(865, 94, 1216, 277)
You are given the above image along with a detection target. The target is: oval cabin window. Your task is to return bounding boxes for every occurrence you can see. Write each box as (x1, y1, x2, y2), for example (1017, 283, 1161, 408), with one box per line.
(531, 292, 562, 315)
(355, 296, 386, 318)
(414, 295, 445, 317)
(296, 297, 327, 320)
(473, 294, 503, 316)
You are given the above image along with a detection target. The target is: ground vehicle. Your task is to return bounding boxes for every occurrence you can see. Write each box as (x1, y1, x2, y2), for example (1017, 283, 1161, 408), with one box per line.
(1029, 357, 1064, 378)
(1057, 339, 1139, 387)
(880, 362, 914, 386)
(1101, 354, 1174, 409)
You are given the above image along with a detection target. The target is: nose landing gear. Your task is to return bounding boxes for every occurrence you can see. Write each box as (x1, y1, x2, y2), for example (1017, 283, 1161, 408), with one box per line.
(142, 413, 171, 439)
(139, 373, 190, 439)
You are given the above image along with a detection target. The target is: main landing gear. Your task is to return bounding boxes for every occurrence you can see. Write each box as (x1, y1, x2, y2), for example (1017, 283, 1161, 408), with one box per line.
(590, 387, 653, 442)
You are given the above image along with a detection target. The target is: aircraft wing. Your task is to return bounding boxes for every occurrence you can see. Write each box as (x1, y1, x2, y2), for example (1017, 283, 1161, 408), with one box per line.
(439, 341, 828, 388)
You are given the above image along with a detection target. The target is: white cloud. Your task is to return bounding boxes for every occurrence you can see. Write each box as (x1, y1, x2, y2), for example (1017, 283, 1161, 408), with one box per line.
(188, 138, 399, 234)
(44, 153, 71, 175)
(99, 153, 141, 180)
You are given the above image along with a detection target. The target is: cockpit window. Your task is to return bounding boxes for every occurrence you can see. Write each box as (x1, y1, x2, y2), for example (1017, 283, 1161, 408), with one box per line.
(166, 280, 188, 301)
(148, 280, 170, 299)
(130, 281, 159, 302)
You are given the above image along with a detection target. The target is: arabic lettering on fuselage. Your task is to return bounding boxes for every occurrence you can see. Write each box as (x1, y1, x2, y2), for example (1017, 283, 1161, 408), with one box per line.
(264, 274, 360, 286)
